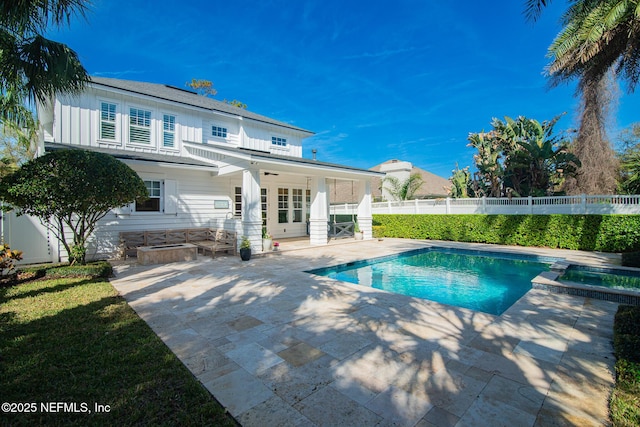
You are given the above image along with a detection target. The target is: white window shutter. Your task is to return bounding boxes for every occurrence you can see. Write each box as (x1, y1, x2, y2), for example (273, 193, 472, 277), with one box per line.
(164, 179, 178, 214)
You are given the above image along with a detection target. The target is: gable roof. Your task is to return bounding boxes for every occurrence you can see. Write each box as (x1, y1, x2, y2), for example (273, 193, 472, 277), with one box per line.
(90, 77, 314, 136)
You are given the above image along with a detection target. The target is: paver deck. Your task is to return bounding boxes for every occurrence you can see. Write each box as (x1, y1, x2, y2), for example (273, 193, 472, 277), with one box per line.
(110, 239, 621, 426)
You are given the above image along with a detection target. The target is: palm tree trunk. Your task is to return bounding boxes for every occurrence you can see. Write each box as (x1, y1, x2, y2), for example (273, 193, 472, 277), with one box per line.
(565, 74, 619, 195)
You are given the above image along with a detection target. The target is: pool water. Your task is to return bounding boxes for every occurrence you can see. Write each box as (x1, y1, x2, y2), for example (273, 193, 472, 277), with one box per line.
(308, 247, 553, 316)
(560, 265, 640, 290)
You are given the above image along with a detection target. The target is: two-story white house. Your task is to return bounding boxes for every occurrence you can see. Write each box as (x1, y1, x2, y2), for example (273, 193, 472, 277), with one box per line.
(30, 77, 382, 261)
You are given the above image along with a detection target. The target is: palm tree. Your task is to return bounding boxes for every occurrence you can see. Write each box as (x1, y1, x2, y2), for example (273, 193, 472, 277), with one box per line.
(524, 0, 640, 194)
(525, 0, 640, 89)
(497, 116, 580, 196)
(382, 173, 424, 201)
(448, 165, 472, 198)
(467, 130, 505, 197)
(0, 0, 90, 130)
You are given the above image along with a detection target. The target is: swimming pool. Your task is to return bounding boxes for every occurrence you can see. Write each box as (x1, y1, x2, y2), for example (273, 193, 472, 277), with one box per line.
(308, 247, 556, 315)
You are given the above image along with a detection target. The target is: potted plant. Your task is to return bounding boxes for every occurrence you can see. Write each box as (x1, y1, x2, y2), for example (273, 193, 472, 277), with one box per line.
(262, 228, 273, 251)
(354, 222, 364, 240)
(239, 236, 251, 261)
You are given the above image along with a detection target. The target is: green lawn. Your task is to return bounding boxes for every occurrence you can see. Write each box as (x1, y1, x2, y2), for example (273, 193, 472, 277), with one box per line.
(0, 264, 236, 426)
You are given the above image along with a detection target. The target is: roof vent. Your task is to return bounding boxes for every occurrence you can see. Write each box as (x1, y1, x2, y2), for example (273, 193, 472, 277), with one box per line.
(312, 149, 317, 160)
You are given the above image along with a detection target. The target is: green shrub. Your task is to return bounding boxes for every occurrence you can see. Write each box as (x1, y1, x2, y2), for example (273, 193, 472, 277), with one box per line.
(622, 252, 640, 268)
(612, 305, 640, 426)
(615, 306, 640, 364)
(19, 261, 112, 279)
(372, 214, 640, 253)
(0, 244, 23, 277)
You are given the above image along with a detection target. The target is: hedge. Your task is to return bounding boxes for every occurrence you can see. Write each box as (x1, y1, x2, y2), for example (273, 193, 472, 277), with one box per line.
(19, 261, 113, 279)
(372, 214, 640, 253)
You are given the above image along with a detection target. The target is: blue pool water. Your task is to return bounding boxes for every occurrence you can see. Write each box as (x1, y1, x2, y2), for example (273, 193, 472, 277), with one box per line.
(308, 247, 555, 315)
(560, 265, 640, 290)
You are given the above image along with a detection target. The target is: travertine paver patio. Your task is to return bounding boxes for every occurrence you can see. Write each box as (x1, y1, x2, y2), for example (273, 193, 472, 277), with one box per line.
(110, 239, 620, 426)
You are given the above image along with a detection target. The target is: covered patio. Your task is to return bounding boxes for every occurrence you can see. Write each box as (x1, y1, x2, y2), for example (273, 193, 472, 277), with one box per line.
(186, 142, 384, 253)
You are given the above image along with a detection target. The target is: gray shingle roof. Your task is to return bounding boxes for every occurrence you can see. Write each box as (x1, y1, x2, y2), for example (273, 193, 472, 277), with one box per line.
(90, 77, 314, 135)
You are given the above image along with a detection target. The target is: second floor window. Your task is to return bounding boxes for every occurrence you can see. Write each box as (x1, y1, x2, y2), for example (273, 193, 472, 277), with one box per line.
(163, 114, 175, 148)
(129, 107, 151, 144)
(272, 136, 287, 147)
(212, 125, 227, 138)
(100, 102, 116, 140)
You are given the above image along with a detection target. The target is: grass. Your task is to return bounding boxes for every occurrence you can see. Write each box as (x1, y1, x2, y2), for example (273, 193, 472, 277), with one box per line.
(0, 263, 237, 426)
(611, 305, 640, 426)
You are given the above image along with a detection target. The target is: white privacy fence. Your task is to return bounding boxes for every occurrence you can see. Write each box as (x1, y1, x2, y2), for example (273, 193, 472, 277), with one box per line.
(330, 194, 640, 216)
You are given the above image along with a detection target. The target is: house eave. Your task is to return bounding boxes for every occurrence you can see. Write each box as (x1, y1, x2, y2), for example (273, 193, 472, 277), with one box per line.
(183, 142, 384, 179)
(44, 142, 220, 173)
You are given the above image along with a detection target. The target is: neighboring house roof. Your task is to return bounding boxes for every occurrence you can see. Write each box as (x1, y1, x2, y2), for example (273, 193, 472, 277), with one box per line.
(90, 77, 314, 136)
(330, 159, 451, 203)
(45, 142, 219, 171)
(371, 160, 451, 199)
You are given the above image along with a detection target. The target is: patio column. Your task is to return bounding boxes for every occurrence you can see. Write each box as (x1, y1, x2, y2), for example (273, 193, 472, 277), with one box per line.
(242, 168, 262, 252)
(357, 179, 373, 240)
(309, 176, 328, 245)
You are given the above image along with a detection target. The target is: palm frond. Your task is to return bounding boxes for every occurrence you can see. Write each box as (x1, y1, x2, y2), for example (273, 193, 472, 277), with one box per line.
(524, 0, 552, 22)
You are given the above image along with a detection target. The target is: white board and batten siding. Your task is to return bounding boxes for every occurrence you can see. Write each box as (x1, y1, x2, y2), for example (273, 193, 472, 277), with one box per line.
(242, 123, 303, 158)
(53, 91, 206, 155)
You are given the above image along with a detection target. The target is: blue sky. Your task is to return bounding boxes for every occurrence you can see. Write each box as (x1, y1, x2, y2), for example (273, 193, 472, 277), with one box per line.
(49, 0, 640, 178)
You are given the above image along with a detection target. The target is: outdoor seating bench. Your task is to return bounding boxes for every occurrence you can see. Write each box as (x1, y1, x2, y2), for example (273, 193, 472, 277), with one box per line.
(119, 228, 237, 259)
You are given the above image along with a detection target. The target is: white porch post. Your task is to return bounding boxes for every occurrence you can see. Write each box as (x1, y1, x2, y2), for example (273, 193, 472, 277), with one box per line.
(242, 168, 262, 252)
(357, 179, 373, 240)
(309, 176, 328, 245)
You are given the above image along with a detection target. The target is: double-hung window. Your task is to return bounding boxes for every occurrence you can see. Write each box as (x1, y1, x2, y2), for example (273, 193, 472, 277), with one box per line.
(272, 136, 287, 147)
(136, 180, 161, 212)
(163, 114, 176, 148)
(100, 102, 117, 140)
(129, 107, 151, 144)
